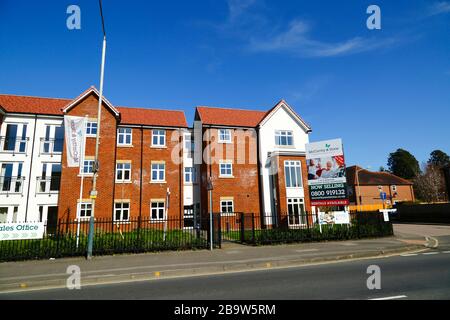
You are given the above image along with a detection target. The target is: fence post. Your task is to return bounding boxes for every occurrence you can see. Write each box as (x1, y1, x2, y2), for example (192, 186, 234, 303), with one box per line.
(54, 218, 61, 258)
(137, 215, 142, 251)
(251, 213, 256, 245)
(87, 216, 95, 260)
(240, 213, 245, 243)
(218, 213, 222, 249)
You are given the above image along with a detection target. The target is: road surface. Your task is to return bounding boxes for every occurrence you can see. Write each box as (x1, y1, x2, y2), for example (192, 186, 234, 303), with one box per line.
(2, 247, 449, 300)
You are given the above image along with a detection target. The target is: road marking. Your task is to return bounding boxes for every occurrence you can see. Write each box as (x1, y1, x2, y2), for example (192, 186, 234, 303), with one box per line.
(443, 251, 450, 254)
(294, 249, 319, 253)
(422, 252, 439, 255)
(400, 253, 418, 257)
(370, 295, 407, 300)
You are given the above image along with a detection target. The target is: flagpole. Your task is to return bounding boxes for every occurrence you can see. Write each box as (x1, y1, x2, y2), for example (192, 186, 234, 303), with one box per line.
(87, 0, 107, 259)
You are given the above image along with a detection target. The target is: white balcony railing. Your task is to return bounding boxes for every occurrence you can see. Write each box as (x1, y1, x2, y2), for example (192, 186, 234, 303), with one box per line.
(0, 137, 29, 155)
(36, 176, 61, 194)
(39, 138, 64, 156)
(0, 176, 25, 196)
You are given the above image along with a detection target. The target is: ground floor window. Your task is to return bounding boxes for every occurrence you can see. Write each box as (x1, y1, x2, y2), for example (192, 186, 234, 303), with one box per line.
(287, 198, 306, 225)
(183, 205, 194, 228)
(150, 201, 165, 220)
(114, 202, 130, 222)
(77, 202, 92, 219)
(220, 199, 234, 215)
(0, 207, 8, 223)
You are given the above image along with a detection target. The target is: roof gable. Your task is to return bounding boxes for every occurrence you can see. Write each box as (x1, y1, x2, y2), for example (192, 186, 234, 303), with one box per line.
(258, 100, 312, 132)
(62, 86, 120, 117)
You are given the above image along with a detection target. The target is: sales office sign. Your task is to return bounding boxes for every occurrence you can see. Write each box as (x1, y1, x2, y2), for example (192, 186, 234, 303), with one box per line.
(0, 222, 45, 241)
(306, 138, 349, 206)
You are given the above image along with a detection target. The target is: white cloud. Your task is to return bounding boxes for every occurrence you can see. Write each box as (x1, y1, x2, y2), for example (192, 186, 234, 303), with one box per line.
(428, 1, 450, 16)
(247, 20, 399, 58)
(227, 0, 257, 21)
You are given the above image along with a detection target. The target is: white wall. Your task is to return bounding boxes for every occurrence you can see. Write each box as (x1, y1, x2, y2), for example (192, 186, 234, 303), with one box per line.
(0, 114, 63, 222)
(258, 105, 310, 221)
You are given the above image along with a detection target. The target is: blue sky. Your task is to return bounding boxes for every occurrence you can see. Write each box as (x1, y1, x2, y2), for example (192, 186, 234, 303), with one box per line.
(0, 0, 449, 170)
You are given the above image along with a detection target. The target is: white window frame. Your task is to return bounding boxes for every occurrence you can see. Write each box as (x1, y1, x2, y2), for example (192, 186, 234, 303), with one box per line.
(117, 128, 132, 146)
(151, 162, 166, 182)
(220, 199, 234, 215)
(152, 129, 166, 147)
(287, 198, 306, 226)
(284, 160, 302, 188)
(219, 161, 233, 177)
(85, 121, 98, 137)
(275, 130, 294, 146)
(218, 129, 232, 143)
(184, 167, 196, 184)
(116, 162, 131, 183)
(150, 201, 165, 221)
(114, 202, 130, 222)
(184, 134, 194, 154)
(80, 159, 95, 176)
(77, 202, 92, 219)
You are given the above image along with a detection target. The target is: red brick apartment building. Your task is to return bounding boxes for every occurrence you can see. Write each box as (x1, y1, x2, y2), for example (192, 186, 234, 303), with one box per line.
(0, 88, 312, 229)
(195, 101, 312, 227)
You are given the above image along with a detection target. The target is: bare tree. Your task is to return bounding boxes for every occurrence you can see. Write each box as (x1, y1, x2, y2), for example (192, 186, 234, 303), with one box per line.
(414, 163, 448, 203)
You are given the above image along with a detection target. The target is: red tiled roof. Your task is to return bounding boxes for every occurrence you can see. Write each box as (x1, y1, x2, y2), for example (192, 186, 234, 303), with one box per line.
(117, 106, 187, 128)
(196, 106, 268, 127)
(0, 94, 187, 127)
(346, 165, 413, 185)
(0, 94, 70, 115)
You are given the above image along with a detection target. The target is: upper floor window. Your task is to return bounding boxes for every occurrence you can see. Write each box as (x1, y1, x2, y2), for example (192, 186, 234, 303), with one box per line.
(152, 129, 166, 147)
(81, 159, 94, 175)
(184, 134, 194, 153)
(86, 122, 98, 137)
(284, 160, 302, 188)
(184, 167, 197, 183)
(117, 128, 132, 146)
(116, 162, 131, 182)
(219, 161, 233, 177)
(275, 130, 293, 146)
(151, 162, 165, 182)
(42, 125, 64, 154)
(1, 123, 28, 153)
(218, 129, 232, 143)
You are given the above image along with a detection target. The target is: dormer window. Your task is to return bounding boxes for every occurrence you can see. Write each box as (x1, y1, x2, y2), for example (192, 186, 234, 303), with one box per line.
(275, 130, 293, 146)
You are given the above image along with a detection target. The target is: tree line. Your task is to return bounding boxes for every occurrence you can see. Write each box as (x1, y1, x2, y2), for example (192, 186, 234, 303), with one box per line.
(383, 149, 449, 203)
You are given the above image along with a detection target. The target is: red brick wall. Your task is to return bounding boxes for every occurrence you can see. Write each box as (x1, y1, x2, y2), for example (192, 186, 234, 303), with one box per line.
(353, 184, 414, 205)
(58, 93, 184, 222)
(58, 93, 117, 220)
(200, 127, 260, 218)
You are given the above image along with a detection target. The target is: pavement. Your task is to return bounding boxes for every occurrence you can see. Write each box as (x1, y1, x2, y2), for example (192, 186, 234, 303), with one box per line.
(0, 226, 436, 295)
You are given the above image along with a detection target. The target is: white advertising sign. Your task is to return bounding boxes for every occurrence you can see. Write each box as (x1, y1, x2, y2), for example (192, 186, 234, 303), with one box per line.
(64, 115, 86, 167)
(305, 138, 346, 186)
(0, 222, 45, 240)
(319, 211, 350, 225)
